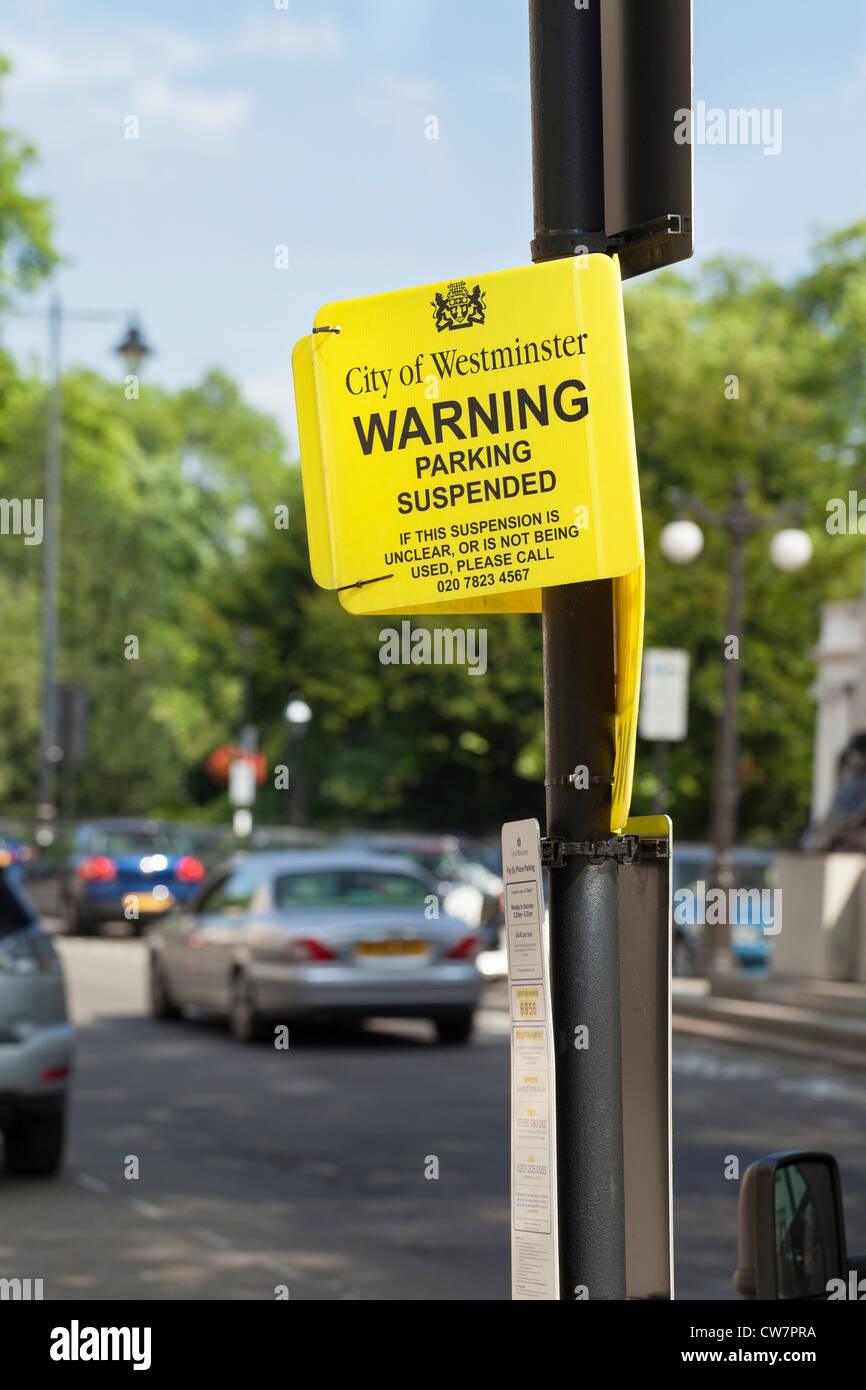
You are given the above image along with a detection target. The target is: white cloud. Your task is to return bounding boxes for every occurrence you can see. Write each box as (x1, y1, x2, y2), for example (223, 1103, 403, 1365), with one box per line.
(237, 16, 344, 60)
(0, 25, 207, 91)
(132, 78, 250, 135)
(136, 27, 206, 75)
(357, 73, 438, 127)
(0, 26, 248, 138)
(0, 36, 67, 88)
(383, 76, 437, 103)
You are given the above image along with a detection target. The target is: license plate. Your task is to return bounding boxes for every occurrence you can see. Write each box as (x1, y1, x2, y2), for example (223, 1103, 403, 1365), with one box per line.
(355, 939, 427, 957)
(132, 893, 174, 913)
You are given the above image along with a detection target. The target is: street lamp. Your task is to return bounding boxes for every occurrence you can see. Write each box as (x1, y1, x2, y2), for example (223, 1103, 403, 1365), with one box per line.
(11, 295, 155, 833)
(660, 477, 812, 977)
(769, 528, 814, 573)
(284, 693, 313, 827)
(285, 696, 313, 727)
(115, 322, 153, 374)
(659, 518, 705, 565)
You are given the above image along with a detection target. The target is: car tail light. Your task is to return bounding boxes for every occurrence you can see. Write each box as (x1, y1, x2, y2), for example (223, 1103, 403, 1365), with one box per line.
(175, 855, 206, 883)
(41, 1065, 69, 1083)
(77, 854, 117, 882)
(286, 938, 337, 962)
(447, 935, 481, 959)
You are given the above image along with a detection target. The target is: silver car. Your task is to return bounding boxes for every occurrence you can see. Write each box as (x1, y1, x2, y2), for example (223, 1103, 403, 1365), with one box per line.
(147, 851, 483, 1044)
(0, 868, 73, 1175)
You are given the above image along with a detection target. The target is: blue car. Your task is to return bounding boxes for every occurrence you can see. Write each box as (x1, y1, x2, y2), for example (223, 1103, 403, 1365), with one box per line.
(0, 835, 35, 886)
(60, 820, 207, 936)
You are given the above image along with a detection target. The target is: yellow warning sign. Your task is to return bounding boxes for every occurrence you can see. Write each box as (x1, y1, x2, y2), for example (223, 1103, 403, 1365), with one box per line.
(612, 560, 645, 833)
(292, 255, 643, 617)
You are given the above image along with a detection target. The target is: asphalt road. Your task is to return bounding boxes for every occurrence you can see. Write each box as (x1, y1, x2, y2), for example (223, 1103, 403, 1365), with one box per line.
(2, 934, 865, 1300)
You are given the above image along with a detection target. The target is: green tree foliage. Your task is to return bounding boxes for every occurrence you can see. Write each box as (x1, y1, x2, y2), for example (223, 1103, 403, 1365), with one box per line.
(0, 365, 291, 815)
(0, 58, 56, 301)
(0, 64, 56, 807)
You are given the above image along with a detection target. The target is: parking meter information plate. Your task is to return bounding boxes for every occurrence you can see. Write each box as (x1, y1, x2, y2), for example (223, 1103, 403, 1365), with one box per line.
(639, 648, 690, 743)
(293, 254, 642, 616)
(502, 817, 559, 1300)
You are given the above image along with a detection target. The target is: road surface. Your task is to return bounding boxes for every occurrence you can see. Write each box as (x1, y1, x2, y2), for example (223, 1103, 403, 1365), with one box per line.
(2, 935, 864, 1299)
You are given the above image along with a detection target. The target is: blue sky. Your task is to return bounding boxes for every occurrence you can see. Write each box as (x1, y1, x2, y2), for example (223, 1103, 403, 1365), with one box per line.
(1, 0, 864, 448)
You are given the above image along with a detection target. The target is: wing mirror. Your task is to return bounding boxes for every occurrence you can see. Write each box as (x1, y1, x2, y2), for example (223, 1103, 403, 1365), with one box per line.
(734, 1150, 847, 1299)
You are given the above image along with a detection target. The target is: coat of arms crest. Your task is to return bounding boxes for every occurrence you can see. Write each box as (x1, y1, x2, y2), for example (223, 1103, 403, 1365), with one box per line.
(431, 280, 486, 332)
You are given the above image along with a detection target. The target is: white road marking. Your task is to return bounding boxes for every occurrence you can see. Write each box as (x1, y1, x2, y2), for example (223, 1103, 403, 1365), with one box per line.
(190, 1226, 233, 1251)
(673, 1049, 866, 1105)
(75, 1172, 111, 1195)
(129, 1198, 166, 1218)
(774, 1076, 866, 1106)
(265, 1260, 306, 1282)
(673, 1051, 776, 1081)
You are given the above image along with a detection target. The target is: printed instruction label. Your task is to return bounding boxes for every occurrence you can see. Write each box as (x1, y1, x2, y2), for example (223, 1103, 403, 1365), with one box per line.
(502, 817, 559, 1300)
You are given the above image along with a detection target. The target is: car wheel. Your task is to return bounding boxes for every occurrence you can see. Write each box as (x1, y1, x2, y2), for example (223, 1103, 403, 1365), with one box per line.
(149, 956, 181, 1020)
(433, 1008, 475, 1045)
(62, 899, 94, 936)
(229, 974, 269, 1044)
(3, 1105, 65, 1177)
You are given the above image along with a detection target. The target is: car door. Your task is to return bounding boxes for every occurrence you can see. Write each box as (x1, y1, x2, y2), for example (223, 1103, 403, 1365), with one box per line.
(160, 871, 230, 1004)
(182, 865, 262, 1009)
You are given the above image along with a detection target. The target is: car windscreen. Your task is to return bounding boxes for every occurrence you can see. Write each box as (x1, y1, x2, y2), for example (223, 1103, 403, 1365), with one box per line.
(273, 870, 429, 911)
(0, 871, 37, 938)
(392, 848, 464, 880)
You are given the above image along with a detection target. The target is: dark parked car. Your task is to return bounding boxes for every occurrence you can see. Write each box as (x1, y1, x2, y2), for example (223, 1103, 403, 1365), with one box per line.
(60, 820, 207, 936)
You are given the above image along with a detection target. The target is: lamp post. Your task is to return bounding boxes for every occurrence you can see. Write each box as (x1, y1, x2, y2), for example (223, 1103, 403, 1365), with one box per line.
(660, 477, 813, 976)
(17, 298, 154, 838)
(115, 322, 152, 374)
(36, 296, 63, 836)
(284, 694, 313, 827)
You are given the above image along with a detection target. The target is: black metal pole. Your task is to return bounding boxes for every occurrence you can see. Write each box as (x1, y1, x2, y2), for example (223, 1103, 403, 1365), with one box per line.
(704, 482, 747, 976)
(37, 294, 62, 828)
(654, 740, 669, 816)
(287, 729, 308, 827)
(529, 0, 627, 1300)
